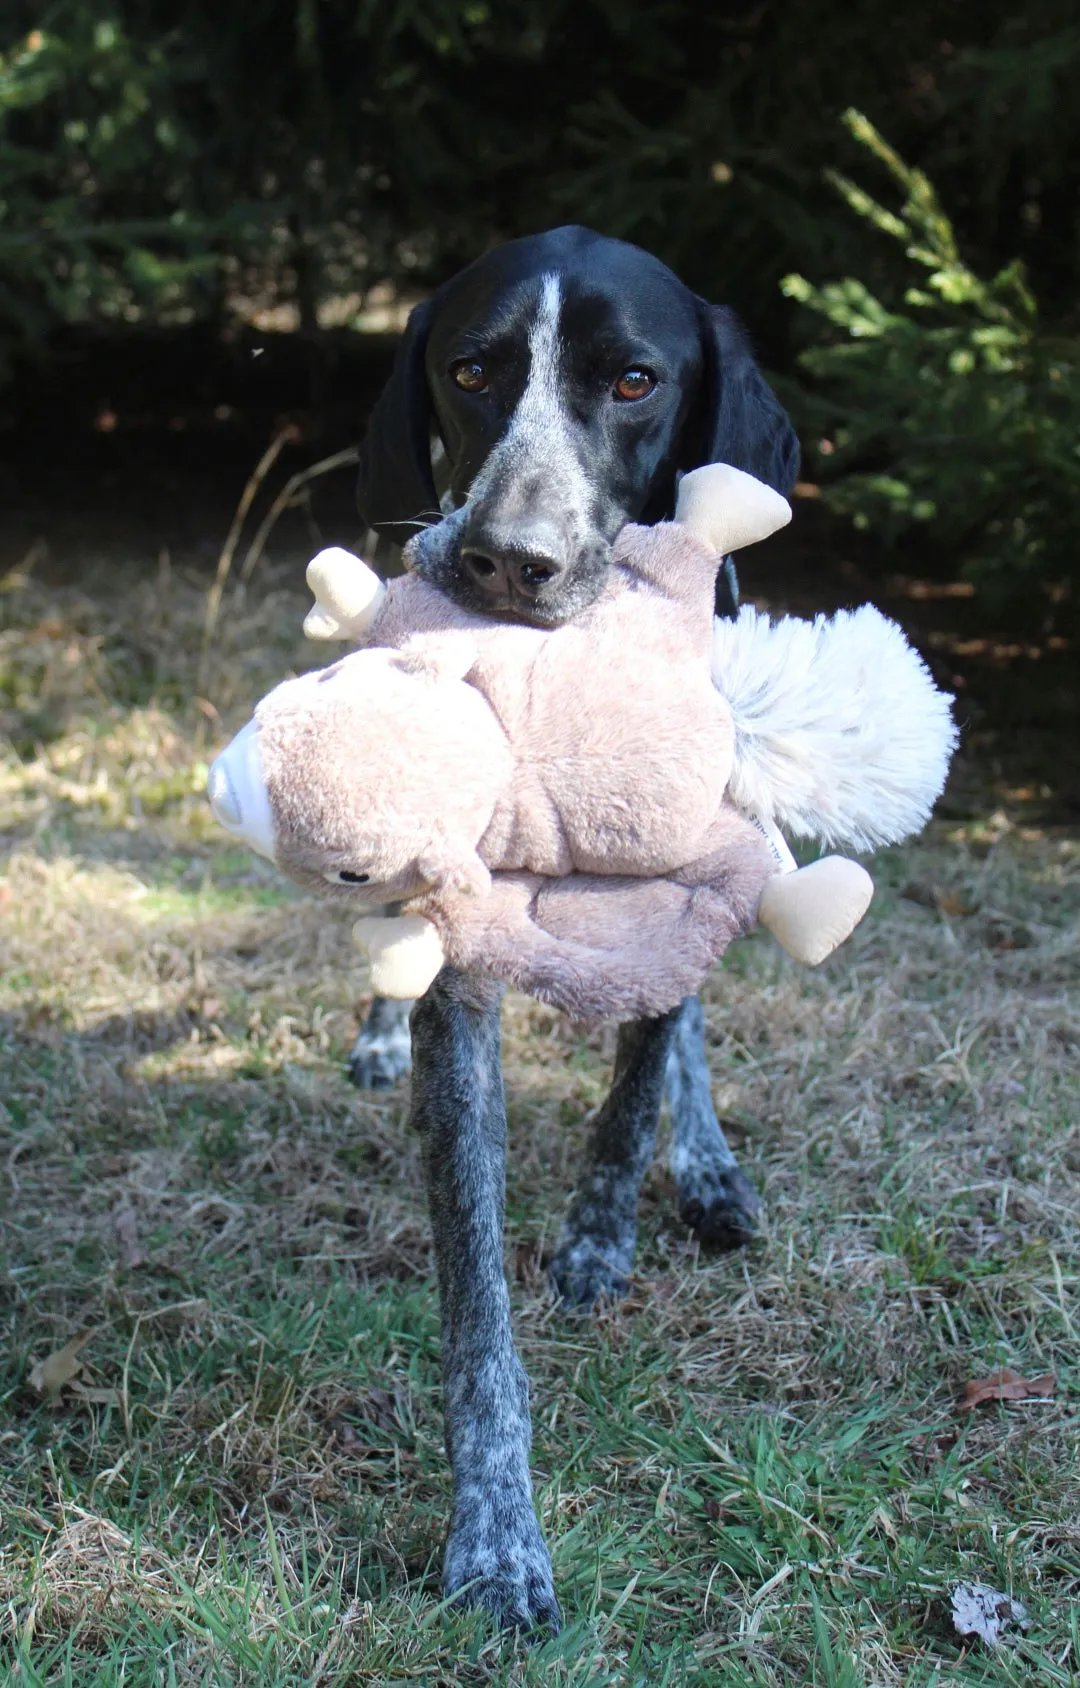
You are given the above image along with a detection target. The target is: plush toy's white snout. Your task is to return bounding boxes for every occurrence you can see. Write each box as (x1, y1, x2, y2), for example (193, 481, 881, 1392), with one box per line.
(207, 719, 277, 860)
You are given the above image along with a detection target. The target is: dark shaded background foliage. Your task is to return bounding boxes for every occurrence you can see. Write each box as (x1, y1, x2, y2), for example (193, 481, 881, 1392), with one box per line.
(3, 1, 1079, 598)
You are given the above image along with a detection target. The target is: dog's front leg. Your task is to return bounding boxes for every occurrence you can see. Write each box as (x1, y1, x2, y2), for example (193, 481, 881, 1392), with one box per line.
(665, 996, 762, 1247)
(347, 993, 413, 1088)
(409, 966, 560, 1633)
(549, 996, 763, 1308)
(550, 1007, 682, 1306)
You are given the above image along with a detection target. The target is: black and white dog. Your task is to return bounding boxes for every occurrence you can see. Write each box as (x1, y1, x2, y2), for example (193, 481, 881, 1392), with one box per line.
(348, 226, 799, 1630)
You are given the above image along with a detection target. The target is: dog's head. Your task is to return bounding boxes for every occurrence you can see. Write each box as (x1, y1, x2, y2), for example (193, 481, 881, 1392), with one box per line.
(357, 225, 799, 627)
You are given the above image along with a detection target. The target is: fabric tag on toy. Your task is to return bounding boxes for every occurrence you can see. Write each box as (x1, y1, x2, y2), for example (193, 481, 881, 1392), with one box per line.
(745, 811, 798, 874)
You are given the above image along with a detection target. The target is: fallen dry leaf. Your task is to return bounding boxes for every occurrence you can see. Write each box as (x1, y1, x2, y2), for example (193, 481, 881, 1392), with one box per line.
(70, 1381, 122, 1408)
(910, 1427, 959, 1464)
(29, 1330, 94, 1398)
(959, 1367, 1056, 1411)
(900, 883, 975, 916)
(951, 1582, 1030, 1645)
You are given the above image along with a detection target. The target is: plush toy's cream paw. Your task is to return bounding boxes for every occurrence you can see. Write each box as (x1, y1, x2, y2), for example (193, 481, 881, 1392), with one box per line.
(675, 463, 791, 556)
(304, 547, 387, 640)
(757, 856, 873, 966)
(352, 914, 445, 998)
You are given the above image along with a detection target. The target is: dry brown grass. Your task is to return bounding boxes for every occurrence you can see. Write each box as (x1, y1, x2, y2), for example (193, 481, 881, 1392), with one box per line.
(1, 543, 1078, 1686)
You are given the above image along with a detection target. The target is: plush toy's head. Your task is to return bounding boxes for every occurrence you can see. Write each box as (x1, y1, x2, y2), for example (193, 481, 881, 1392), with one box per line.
(208, 646, 512, 904)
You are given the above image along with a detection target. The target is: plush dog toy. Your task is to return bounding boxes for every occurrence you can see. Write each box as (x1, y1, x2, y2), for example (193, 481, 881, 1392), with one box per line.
(208, 465, 956, 1020)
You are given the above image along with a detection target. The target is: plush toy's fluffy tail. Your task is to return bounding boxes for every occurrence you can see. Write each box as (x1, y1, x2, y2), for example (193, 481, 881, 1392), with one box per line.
(712, 604, 958, 852)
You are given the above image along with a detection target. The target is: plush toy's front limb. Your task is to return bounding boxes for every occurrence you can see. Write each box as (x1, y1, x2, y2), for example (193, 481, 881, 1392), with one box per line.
(434, 876, 573, 990)
(353, 914, 446, 998)
(350, 843, 494, 1001)
(439, 875, 720, 1023)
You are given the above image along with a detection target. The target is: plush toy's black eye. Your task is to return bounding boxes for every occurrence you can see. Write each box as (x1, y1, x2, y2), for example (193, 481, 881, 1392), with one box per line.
(337, 870, 370, 884)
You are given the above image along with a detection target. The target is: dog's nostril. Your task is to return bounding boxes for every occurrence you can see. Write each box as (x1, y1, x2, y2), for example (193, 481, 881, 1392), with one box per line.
(462, 550, 498, 580)
(519, 562, 556, 587)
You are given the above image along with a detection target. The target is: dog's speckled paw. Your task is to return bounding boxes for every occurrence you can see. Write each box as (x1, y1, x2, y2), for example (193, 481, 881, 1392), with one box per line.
(678, 1161, 762, 1249)
(548, 1235, 632, 1309)
(444, 1510, 560, 1634)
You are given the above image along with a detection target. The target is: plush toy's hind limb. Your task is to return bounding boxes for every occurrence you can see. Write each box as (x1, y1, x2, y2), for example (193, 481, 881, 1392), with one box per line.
(353, 914, 445, 998)
(757, 857, 873, 966)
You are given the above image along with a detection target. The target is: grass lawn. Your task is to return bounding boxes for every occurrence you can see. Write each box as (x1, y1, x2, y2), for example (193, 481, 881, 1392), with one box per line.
(1, 541, 1078, 1686)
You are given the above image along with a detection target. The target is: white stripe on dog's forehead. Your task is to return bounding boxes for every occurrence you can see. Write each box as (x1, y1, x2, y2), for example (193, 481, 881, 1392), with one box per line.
(526, 272, 562, 389)
(503, 272, 589, 490)
(460, 268, 591, 525)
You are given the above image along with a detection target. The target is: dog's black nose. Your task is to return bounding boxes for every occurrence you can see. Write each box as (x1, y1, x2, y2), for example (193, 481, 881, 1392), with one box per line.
(460, 522, 566, 602)
(461, 549, 561, 595)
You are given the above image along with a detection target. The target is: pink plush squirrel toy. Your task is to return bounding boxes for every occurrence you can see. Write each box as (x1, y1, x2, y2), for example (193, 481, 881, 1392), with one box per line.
(208, 464, 956, 1021)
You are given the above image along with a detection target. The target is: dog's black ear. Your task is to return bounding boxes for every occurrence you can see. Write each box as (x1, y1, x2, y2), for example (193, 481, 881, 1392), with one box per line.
(356, 298, 439, 540)
(693, 301, 800, 497)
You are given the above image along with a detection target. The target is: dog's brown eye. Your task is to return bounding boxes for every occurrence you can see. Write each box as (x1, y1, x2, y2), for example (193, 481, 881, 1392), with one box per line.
(451, 359, 488, 393)
(614, 367, 655, 401)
